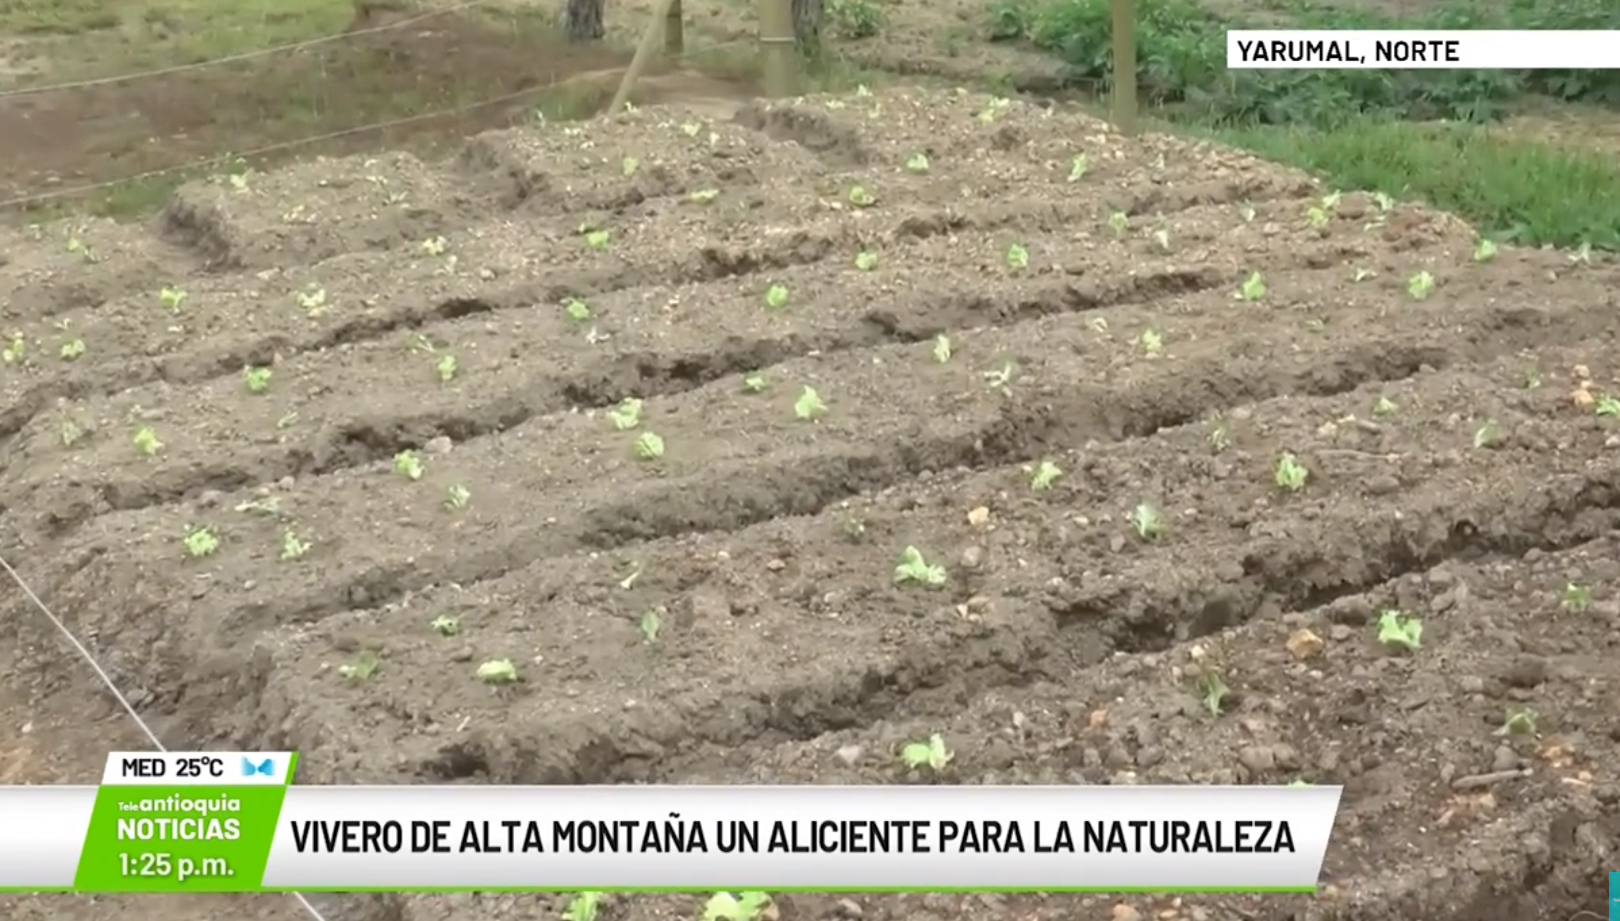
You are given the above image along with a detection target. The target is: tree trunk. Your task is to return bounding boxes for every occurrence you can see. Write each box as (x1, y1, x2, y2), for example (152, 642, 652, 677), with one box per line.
(791, 0, 821, 56)
(565, 0, 604, 41)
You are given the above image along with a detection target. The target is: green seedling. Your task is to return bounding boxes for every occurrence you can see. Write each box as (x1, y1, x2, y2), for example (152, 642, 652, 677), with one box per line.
(847, 185, 875, 207)
(159, 286, 187, 311)
(899, 734, 952, 771)
(1238, 271, 1266, 300)
(842, 516, 866, 543)
(584, 229, 611, 250)
(905, 153, 930, 173)
(2, 332, 23, 364)
(338, 651, 379, 681)
(563, 891, 604, 921)
(1274, 453, 1308, 491)
(444, 484, 470, 510)
(420, 236, 448, 256)
(477, 658, 517, 684)
(1107, 211, 1128, 235)
(764, 284, 789, 310)
(1473, 420, 1501, 449)
(854, 250, 878, 271)
(1199, 670, 1228, 716)
(982, 362, 1015, 389)
(1373, 396, 1398, 416)
(59, 340, 85, 360)
(1473, 238, 1498, 262)
(639, 609, 661, 644)
(688, 188, 719, 204)
(565, 299, 591, 322)
(60, 416, 83, 447)
(1560, 582, 1592, 613)
(894, 546, 946, 586)
(1138, 329, 1162, 356)
(1030, 460, 1062, 490)
(1523, 369, 1542, 389)
(1067, 154, 1088, 182)
(280, 530, 310, 561)
(134, 427, 163, 456)
(296, 287, 327, 314)
(1376, 609, 1422, 650)
(435, 354, 457, 383)
(1406, 271, 1435, 300)
(932, 334, 951, 363)
(393, 450, 424, 480)
(702, 891, 773, 921)
(431, 615, 461, 637)
(407, 333, 435, 354)
(1208, 418, 1231, 452)
(1004, 243, 1028, 269)
(635, 431, 665, 459)
(1498, 706, 1536, 737)
(794, 386, 825, 420)
(243, 366, 272, 393)
(620, 156, 639, 176)
(1287, 778, 1312, 787)
(1305, 206, 1328, 229)
(742, 373, 767, 393)
(1595, 395, 1620, 417)
(610, 398, 643, 430)
(183, 526, 219, 558)
(1130, 503, 1163, 539)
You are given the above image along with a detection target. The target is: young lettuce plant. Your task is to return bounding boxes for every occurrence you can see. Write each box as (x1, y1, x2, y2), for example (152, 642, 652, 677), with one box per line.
(280, 531, 310, 561)
(1406, 271, 1435, 300)
(932, 335, 951, 363)
(702, 891, 773, 921)
(635, 432, 665, 459)
(1067, 154, 1088, 181)
(1004, 243, 1029, 270)
(393, 450, 424, 480)
(183, 526, 219, 558)
(905, 153, 929, 173)
(1274, 453, 1308, 491)
(894, 546, 946, 586)
(1561, 582, 1592, 612)
(444, 484, 471, 510)
(638, 609, 661, 644)
(899, 734, 952, 771)
(435, 354, 457, 383)
(1030, 460, 1061, 490)
(764, 284, 789, 310)
(477, 659, 518, 684)
(742, 373, 767, 393)
(565, 299, 591, 322)
(431, 615, 461, 637)
(794, 386, 826, 420)
(134, 427, 163, 456)
(1376, 610, 1422, 651)
(563, 891, 604, 921)
(1238, 271, 1266, 301)
(610, 398, 643, 430)
(159, 286, 187, 312)
(1130, 503, 1163, 539)
(854, 250, 878, 271)
(243, 367, 272, 393)
(339, 651, 379, 681)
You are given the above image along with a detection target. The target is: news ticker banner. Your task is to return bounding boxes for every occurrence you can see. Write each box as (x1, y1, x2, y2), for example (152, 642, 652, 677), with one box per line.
(1227, 29, 1620, 69)
(0, 752, 1343, 893)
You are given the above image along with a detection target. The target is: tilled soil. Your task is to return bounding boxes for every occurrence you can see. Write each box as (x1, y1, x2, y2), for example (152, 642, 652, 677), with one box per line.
(1, 87, 1617, 921)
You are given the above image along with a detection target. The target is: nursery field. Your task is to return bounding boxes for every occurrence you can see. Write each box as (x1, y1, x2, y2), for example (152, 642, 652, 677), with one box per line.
(2, 88, 1618, 921)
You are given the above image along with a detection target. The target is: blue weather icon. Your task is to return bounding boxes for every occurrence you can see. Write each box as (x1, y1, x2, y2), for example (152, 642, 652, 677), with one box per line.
(242, 757, 275, 777)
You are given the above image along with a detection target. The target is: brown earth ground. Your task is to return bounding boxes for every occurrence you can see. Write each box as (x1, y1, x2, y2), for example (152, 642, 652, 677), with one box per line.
(0, 7, 1618, 921)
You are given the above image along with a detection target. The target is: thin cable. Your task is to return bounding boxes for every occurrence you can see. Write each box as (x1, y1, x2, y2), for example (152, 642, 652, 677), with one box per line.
(0, 552, 331, 921)
(0, 0, 489, 100)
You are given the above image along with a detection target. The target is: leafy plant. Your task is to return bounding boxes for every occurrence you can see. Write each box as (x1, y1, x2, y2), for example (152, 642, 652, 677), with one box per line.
(742, 373, 767, 393)
(1473, 420, 1501, 448)
(982, 362, 1015, 389)
(1130, 503, 1163, 539)
(420, 236, 448, 256)
(584, 229, 611, 250)
(182, 526, 219, 558)
(1238, 271, 1266, 300)
(1376, 609, 1422, 650)
(1274, 453, 1308, 491)
(2, 332, 23, 364)
(764, 284, 789, 310)
(563, 891, 604, 921)
(243, 367, 272, 393)
(635, 432, 665, 459)
(1407, 271, 1435, 300)
(431, 615, 461, 637)
(894, 546, 946, 586)
(280, 530, 310, 561)
(393, 450, 424, 480)
(59, 340, 85, 360)
(296, 286, 327, 315)
(905, 153, 930, 173)
(1004, 243, 1029, 269)
(444, 484, 471, 510)
(611, 398, 644, 430)
(338, 651, 379, 681)
(159, 286, 187, 311)
(1107, 210, 1129, 235)
(1499, 706, 1536, 736)
(932, 335, 952, 363)
(620, 156, 639, 177)
(1138, 329, 1163, 356)
(1067, 154, 1088, 181)
(436, 354, 457, 383)
(847, 185, 876, 207)
(1473, 238, 1498, 262)
(794, 386, 826, 420)
(1199, 669, 1228, 716)
(639, 609, 662, 644)
(702, 892, 773, 921)
(854, 250, 878, 271)
(1031, 460, 1062, 490)
(1595, 395, 1620, 416)
(134, 427, 163, 456)
(1373, 396, 1398, 416)
(899, 734, 952, 771)
(1560, 582, 1592, 612)
(565, 299, 591, 322)
(477, 659, 518, 684)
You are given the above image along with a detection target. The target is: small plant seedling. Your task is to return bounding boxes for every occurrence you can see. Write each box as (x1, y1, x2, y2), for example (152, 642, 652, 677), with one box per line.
(243, 366, 272, 393)
(59, 340, 85, 360)
(764, 284, 789, 310)
(932, 335, 952, 363)
(421, 236, 448, 256)
(565, 299, 591, 321)
(1287, 778, 1312, 787)
(393, 450, 424, 480)
(2, 332, 23, 364)
(1238, 271, 1266, 300)
(1031, 460, 1062, 490)
(982, 362, 1015, 389)
(1138, 329, 1163, 356)
(1107, 211, 1128, 235)
(610, 397, 643, 430)
(635, 431, 665, 459)
(1560, 582, 1592, 613)
(1321, 190, 1342, 210)
(563, 891, 604, 921)
(899, 734, 952, 771)
(280, 530, 310, 561)
(1473, 238, 1498, 262)
(296, 287, 327, 314)
(477, 658, 517, 684)
(1373, 396, 1398, 416)
(584, 229, 611, 250)
(1305, 206, 1329, 229)
(1067, 154, 1088, 182)
(1208, 418, 1231, 453)
(847, 185, 876, 207)
(159, 286, 187, 311)
(1473, 420, 1501, 449)
(1376, 609, 1422, 650)
(742, 373, 767, 393)
(1130, 503, 1164, 539)
(60, 416, 83, 447)
(1274, 453, 1308, 491)
(435, 354, 457, 383)
(444, 484, 470, 510)
(794, 386, 826, 420)
(1199, 670, 1228, 716)
(620, 156, 639, 176)
(639, 609, 661, 644)
(702, 891, 773, 921)
(134, 427, 163, 456)
(894, 546, 946, 586)
(1523, 369, 1542, 390)
(905, 153, 930, 173)
(842, 516, 867, 543)
(1004, 243, 1029, 269)
(1498, 706, 1536, 736)
(1406, 271, 1435, 300)
(183, 526, 220, 558)
(431, 615, 461, 637)
(854, 250, 878, 271)
(1595, 395, 1620, 417)
(339, 651, 379, 681)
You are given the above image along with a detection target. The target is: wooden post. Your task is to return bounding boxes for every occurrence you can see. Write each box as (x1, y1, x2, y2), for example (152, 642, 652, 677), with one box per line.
(665, 0, 684, 55)
(758, 0, 795, 98)
(1110, 0, 1137, 135)
(609, 0, 677, 115)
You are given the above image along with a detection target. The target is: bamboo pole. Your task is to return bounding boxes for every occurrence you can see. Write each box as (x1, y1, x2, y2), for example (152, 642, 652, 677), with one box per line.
(665, 0, 684, 55)
(758, 0, 795, 98)
(608, 0, 678, 115)
(1109, 0, 1137, 135)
